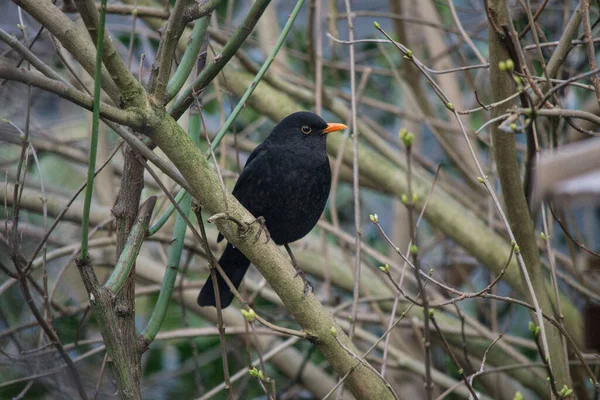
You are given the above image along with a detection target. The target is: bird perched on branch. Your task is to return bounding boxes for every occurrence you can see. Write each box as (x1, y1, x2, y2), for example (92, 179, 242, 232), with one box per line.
(197, 112, 347, 308)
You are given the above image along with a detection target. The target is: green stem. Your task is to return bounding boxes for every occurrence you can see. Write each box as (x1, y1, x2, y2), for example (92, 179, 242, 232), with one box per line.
(105, 196, 157, 294)
(147, 188, 187, 236)
(80, 0, 107, 261)
(140, 193, 191, 343)
(208, 0, 305, 156)
(166, 16, 210, 101)
(140, 109, 201, 344)
(169, 0, 272, 120)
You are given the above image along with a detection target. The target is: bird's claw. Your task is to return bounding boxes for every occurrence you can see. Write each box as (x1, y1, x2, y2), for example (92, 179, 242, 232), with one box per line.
(294, 267, 313, 298)
(248, 216, 270, 243)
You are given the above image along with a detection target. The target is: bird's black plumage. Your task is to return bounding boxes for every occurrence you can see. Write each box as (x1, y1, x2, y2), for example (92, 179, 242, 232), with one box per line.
(197, 112, 346, 308)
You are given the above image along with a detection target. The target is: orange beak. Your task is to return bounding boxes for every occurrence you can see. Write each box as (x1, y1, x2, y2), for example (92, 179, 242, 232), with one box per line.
(322, 122, 347, 134)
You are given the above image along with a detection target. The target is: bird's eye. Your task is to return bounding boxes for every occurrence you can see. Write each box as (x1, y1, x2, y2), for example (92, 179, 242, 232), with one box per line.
(301, 126, 312, 134)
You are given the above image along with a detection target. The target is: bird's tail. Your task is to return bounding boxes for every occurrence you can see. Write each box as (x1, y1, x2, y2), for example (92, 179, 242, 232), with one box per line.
(197, 243, 251, 308)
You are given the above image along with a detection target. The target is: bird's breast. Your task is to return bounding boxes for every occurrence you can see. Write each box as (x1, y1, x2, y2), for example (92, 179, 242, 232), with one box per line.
(260, 152, 331, 244)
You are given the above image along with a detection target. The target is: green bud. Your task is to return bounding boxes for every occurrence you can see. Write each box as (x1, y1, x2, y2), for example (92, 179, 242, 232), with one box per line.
(405, 49, 413, 58)
(412, 193, 418, 203)
(558, 385, 572, 397)
(399, 127, 408, 139)
(514, 245, 520, 253)
(558, 385, 567, 396)
(1, 118, 8, 124)
(402, 132, 414, 147)
(428, 309, 434, 317)
(369, 213, 379, 223)
(379, 264, 390, 273)
(477, 176, 484, 183)
(330, 326, 337, 336)
(510, 123, 518, 131)
(505, 59, 514, 71)
(528, 322, 536, 332)
(401, 194, 408, 204)
(410, 245, 419, 255)
(132, 8, 139, 16)
(458, 368, 464, 375)
(534, 326, 540, 337)
(241, 308, 256, 322)
(373, 21, 380, 29)
(446, 102, 455, 111)
(513, 391, 523, 400)
(498, 61, 507, 71)
(541, 232, 547, 241)
(249, 367, 260, 378)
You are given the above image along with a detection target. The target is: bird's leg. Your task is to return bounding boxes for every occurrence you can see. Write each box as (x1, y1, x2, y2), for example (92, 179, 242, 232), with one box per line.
(248, 216, 270, 243)
(284, 244, 313, 298)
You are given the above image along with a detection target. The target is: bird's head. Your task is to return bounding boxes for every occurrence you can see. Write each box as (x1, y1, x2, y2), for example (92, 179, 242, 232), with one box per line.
(268, 111, 347, 149)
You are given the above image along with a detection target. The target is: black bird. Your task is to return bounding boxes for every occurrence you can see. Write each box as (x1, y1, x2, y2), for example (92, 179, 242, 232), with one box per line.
(197, 112, 347, 308)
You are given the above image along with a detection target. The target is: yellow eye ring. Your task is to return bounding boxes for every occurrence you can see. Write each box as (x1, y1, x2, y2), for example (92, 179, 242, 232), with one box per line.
(301, 125, 312, 134)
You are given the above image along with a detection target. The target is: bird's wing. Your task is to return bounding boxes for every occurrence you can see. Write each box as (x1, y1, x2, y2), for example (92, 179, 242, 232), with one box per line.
(217, 144, 269, 243)
(231, 143, 267, 196)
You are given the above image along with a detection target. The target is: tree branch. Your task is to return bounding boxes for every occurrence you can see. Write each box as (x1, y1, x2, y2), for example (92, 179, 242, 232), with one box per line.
(14, 0, 122, 102)
(0, 65, 143, 128)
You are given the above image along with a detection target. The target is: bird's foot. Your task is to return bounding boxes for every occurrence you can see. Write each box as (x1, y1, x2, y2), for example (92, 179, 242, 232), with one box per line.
(248, 216, 270, 243)
(284, 243, 312, 298)
(293, 265, 313, 298)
